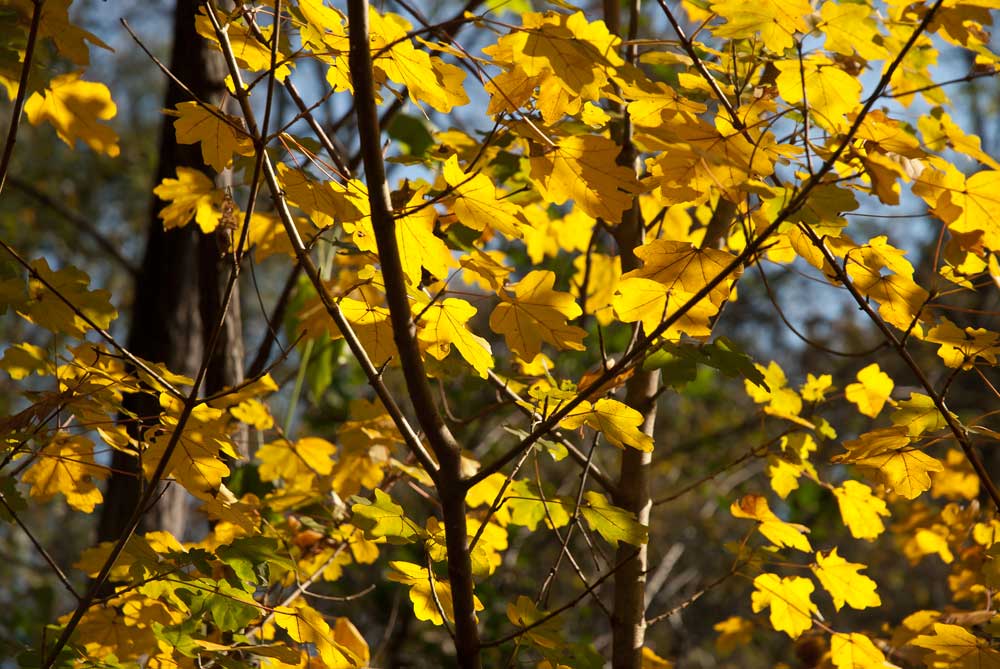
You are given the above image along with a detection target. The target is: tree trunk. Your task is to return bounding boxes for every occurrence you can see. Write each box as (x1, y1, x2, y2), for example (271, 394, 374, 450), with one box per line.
(97, 0, 241, 543)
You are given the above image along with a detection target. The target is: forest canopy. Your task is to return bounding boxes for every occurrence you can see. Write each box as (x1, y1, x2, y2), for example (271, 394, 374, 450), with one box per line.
(1, 0, 1000, 668)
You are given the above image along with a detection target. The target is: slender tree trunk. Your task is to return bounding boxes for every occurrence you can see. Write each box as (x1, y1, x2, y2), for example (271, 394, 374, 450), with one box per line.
(97, 0, 240, 543)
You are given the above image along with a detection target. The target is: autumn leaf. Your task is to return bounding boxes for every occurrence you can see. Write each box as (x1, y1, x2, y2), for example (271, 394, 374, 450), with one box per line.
(416, 297, 493, 378)
(714, 616, 754, 656)
(579, 491, 649, 547)
(22, 435, 107, 512)
(529, 134, 642, 224)
(442, 156, 524, 238)
(19, 258, 117, 338)
(0, 342, 52, 380)
(731, 494, 811, 552)
(830, 633, 890, 669)
(613, 277, 716, 339)
(812, 549, 880, 611)
(833, 480, 890, 541)
(835, 427, 943, 500)
(751, 573, 818, 639)
(776, 56, 862, 131)
(845, 363, 894, 418)
(912, 623, 1000, 669)
(490, 270, 587, 360)
(351, 489, 425, 544)
(710, 0, 812, 53)
(560, 398, 655, 452)
(274, 601, 366, 668)
(24, 72, 119, 157)
(153, 167, 221, 232)
(171, 101, 254, 172)
(387, 561, 484, 626)
(891, 392, 954, 436)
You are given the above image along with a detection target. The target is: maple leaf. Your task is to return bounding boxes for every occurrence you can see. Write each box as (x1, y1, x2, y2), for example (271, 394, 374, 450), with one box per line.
(442, 156, 524, 238)
(912, 623, 1000, 669)
(387, 561, 484, 626)
(416, 297, 493, 379)
(19, 258, 117, 338)
(274, 601, 366, 668)
(258, 436, 335, 491)
(714, 616, 754, 656)
(830, 633, 890, 669)
(195, 7, 291, 79)
(812, 549, 881, 611)
(845, 363, 894, 418)
(22, 434, 107, 512)
(776, 56, 863, 131)
(751, 573, 818, 639)
(529, 134, 642, 224)
(835, 427, 943, 500)
(626, 240, 739, 308)
(731, 494, 811, 552)
(24, 72, 120, 157)
(612, 277, 716, 340)
(171, 101, 254, 172)
(891, 392, 954, 436)
(560, 398, 655, 451)
(507, 596, 563, 649)
(0, 342, 52, 380)
(833, 480, 890, 541)
(153, 167, 220, 232)
(579, 491, 649, 546)
(490, 270, 587, 360)
(818, 2, 890, 62)
(394, 189, 455, 285)
(710, 0, 812, 53)
(351, 489, 425, 544)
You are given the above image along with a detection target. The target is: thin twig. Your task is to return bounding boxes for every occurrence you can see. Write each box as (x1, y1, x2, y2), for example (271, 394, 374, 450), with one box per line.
(0, 0, 43, 195)
(0, 491, 81, 602)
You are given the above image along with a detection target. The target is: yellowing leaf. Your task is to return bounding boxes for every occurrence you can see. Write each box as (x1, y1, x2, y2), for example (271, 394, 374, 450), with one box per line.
(845, 363, 894, 418)
(20, 258, 117, 338)
(560, 398, 654, 451)
(351, 489, 425, 544)
(751, 573, 817, 639)
(709, 0, 812, 53)
(612, 277, 716, 339)
(626, 240, 739, 308)
(891, 392, 954, 437)
(506, 596, 562, 649)
(812, 549, 880, 611)
(153, 168, 220, 232)
(714, 616, 753, 656)
(731, 494, 811, 552)
(0, 342, 51, 380)
(833, 480, 890, 541)
(912, 623, 1000, 668)
(529, 134, 642, 224)
(776, 56, 862, 131)
(835, 427, 943, 500)
(818, 2, 889, 62)
(830, 633, 889, 669)
(442, 156, 523, 238)
(580, 491, 649, 547)
(171, 101, 254, 172)
(273, 601, 363, 669)
(416, 297, 493, 378)
(490, 270, 587, 359)
(258, 437, 335, 489)
(641, 647, 673, 669)
(932, 449, 980, 501)
(24, 72, 119, 157)
(394, 189, 455, 285)
(196, 8, 292, 79)
(387, 561, 484, 626)
(22, 435, 107, 512)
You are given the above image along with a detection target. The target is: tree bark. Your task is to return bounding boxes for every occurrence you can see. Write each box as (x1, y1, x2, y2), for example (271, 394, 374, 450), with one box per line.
(97, 0, 241, 543)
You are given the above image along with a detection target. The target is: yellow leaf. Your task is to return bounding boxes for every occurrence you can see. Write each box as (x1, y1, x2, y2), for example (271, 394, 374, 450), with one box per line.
(641, 646, 673, 669)
(506, 596, 562, 649)
(529, 134, 642, 224)
(800, 373, 833, 402)
(22, 435, 107, 512)
(767, 456, 804, 499)
(459, 249, 513, 292)
(416, 297, 493, 378)
(612, 277, 716, 339)
(560, 398, 654, 451)
(751, 573, 817, 639)
(912, 623, 1000, 668)
(931, 449, 980, 501)
(229, 399, 273, 430)
(731, 494, 811, 552)
(171, 101, 254, 173)
(845, 363, 894, 418)
(490, 270, 587, 359)
(395, 190, 455, 285)
(818, 2, 889, 62)
(572, 252, 620, 326)
(442, 156, 524, 238)
(830, 633, 889, 669)
(387, 561, 484, 626)
(24, 72, 119, 157)
(273, 601, 363, 668)
(891, 392, 953, 437)
(579, 490, 649, 546)
(776, 56, 862, 131)
(714, 616, 753, 656)
(835, 427, 943, 499)
(924, 319, 1000, 369)
(709, 0, 812, 53)
(0, 342, 52, 380)
(833, 480, 890, 541)
(19, 258, 117, 338)
(812, 549, 880, 611)
(626, 240, 739, 308)
(195, 8, 291, 79)
(258, 437, 336, 489)
(153, 167, 221, 232)
(370, 9, 468, 113)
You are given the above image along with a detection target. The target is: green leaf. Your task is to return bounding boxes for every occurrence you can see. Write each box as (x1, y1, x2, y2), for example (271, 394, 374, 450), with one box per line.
(387, 114, 434, 158)
(580, 491, 648, 547)
(351, 489, 425, 544)
(217, 536, 294, 582)
(0, 476, 27, 523)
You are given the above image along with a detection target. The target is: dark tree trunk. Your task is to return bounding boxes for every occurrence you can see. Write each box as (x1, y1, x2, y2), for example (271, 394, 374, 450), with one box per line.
(97, 0, 242, 543)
